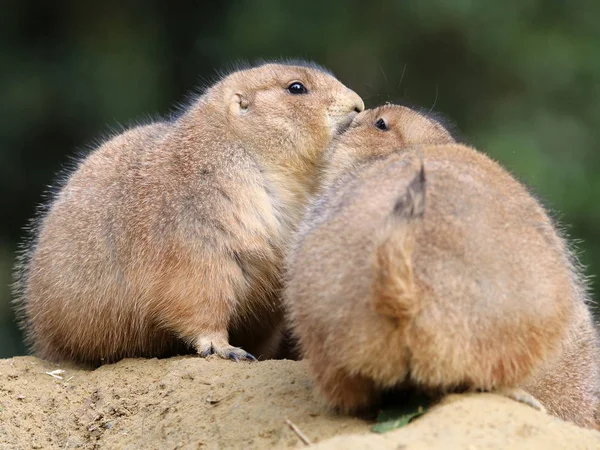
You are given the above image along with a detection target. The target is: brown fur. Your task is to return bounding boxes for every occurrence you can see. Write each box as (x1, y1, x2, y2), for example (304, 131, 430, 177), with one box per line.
(13, 62, 364, 366)
(284, 105, 600, 428)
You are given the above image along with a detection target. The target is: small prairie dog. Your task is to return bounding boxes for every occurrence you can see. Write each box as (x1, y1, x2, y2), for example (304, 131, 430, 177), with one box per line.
(13, 61, 364, 366)
(285, 105, 600, 428)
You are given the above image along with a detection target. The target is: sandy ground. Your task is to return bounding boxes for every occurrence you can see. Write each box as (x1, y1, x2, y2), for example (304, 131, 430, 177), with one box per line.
(0, 356, 599, 449)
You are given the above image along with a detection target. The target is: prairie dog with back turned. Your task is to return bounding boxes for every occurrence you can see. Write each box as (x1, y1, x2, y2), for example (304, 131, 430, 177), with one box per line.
(14, 61, 364, 366)
(285, 105, 600, 428)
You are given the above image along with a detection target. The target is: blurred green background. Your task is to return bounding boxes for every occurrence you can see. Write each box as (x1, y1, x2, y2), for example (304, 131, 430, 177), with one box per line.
(1, 1, 599, 358)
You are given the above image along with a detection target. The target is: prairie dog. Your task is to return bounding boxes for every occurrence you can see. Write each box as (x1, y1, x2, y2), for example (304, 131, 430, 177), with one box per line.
(14, 61, 364, 366)
(285, 105, 600, 428)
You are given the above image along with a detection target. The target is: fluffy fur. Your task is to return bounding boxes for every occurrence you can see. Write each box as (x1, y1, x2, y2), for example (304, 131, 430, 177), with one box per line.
(13, 61, 364, 366)
(285, 105, 600, 428)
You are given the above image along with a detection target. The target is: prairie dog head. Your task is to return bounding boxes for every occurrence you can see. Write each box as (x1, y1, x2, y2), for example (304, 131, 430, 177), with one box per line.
(203, 62, 364, 174)
(322, 104, 454, 184)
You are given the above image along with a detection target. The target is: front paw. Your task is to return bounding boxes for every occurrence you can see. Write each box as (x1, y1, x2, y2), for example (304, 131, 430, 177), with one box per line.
(197, 336, 257, 361)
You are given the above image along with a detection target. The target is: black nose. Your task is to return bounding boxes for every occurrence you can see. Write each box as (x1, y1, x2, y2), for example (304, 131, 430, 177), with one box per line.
(354, 106, 362, 113)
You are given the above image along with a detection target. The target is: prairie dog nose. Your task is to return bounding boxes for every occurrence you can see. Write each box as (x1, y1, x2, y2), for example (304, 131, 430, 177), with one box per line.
(337, 88, 364, 114)
(348, 90, 365, 113)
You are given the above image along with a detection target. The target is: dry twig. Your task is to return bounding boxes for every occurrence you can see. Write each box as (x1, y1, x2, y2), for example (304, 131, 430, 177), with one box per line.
(285, 418, 312, 446)
(45, 369, 65, 379)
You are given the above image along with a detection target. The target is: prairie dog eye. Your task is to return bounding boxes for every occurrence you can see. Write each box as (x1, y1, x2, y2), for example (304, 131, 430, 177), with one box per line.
(288, 82, 308, 95)
(375, 118, 388, 131)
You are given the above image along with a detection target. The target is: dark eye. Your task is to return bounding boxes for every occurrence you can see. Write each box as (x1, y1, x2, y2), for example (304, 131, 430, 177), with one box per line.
(375, 118, 388, 131)
(288, 82, 308, 95)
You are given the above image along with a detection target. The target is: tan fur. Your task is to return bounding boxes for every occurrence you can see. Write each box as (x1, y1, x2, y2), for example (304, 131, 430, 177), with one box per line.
(13, 62, 364, 366)
(285, 105, 600, 428)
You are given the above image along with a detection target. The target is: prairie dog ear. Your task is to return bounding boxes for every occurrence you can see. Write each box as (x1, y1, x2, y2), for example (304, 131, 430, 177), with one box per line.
(229, 92, 251, 115)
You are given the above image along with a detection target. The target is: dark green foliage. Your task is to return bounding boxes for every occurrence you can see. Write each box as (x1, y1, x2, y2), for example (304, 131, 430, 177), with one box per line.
(372, 393, 431, 433)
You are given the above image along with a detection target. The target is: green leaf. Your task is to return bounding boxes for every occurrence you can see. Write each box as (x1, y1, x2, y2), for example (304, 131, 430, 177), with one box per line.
(372, 394, 431, 433)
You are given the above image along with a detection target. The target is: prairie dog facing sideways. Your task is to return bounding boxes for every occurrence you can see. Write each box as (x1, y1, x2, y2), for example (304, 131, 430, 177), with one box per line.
(14, 61, 364, 366)
(285, 105, 600, 428)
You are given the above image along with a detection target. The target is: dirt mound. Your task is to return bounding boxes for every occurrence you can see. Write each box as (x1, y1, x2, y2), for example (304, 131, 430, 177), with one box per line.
(0, 356, 598, 449)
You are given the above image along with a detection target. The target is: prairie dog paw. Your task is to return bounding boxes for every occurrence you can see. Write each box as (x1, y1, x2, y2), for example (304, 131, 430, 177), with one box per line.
(196, 336, 257, 361)
(492, 387, 547, 413)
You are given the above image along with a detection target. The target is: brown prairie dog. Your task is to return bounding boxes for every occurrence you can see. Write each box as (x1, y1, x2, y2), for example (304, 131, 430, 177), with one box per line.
(13, 61, 364, 366)
(284, 105, 600, 428)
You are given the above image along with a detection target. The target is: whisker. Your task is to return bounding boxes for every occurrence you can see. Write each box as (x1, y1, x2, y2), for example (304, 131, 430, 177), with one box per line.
(396, 63, 408, 91)
(379, 65, 389, 89)
(428, 84, 439, 113)
(362, 94, 382, 101)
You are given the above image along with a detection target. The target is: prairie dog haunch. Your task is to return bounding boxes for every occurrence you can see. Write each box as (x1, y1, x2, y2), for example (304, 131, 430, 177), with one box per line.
(14, 61, 364, 366)
(285, 105, 599, 428)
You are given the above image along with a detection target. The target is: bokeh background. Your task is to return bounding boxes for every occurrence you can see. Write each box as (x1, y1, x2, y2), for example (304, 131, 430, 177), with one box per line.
(2, 1, 599, 357)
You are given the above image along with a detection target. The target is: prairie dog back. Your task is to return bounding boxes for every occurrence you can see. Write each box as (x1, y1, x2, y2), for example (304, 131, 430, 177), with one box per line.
(285, 105, 599, 428)
(14, 61, 364, 366)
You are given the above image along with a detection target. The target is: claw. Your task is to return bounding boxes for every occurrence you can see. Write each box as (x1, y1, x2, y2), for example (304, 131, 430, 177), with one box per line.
(492, 387, 547, 413)
(196, 336, 256, 362)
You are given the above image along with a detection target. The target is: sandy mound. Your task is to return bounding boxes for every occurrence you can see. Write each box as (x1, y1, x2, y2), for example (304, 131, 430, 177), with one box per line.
(0, 356, 598, 449)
